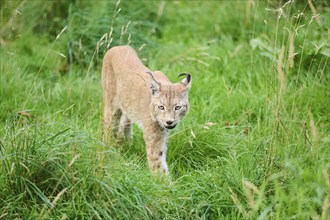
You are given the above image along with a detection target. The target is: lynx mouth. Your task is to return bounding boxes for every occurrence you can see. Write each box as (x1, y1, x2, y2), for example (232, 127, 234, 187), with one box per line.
(165, 125, 177, 129)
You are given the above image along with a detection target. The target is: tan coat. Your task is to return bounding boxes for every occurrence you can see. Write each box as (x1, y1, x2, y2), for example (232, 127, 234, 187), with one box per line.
(102, 46, 191, 174)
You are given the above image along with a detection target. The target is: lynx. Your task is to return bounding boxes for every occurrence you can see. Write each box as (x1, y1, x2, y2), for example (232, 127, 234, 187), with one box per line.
(101, 46, 191, 174)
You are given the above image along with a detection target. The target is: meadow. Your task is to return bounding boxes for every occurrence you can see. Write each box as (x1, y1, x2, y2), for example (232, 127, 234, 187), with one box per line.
(0, 0, 329, 219)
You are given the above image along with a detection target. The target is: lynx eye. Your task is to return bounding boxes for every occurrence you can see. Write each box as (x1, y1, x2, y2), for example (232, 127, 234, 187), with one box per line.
(174, 105, 182, 111)
(158, 105, 165, 110)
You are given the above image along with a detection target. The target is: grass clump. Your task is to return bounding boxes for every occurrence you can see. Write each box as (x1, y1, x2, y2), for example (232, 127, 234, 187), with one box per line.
(1, 0, 329, 219)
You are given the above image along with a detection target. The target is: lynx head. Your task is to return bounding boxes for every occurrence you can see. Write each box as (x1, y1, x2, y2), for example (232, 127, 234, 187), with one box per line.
(147, 72, 192, 130)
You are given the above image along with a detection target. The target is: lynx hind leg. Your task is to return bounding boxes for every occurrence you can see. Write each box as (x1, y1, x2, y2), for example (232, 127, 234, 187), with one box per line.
(117, 114, 132, 140)
(111, 109, 122, 139)
(102, 101, 113, 144)
(103, 105, 121, 144)
(102, 56, 117, 144)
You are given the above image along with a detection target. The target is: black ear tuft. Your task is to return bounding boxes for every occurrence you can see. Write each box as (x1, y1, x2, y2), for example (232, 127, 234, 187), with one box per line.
(178, 73, 192, 88)
(146, 71, 161, 95)
(178, 73, 191, 83)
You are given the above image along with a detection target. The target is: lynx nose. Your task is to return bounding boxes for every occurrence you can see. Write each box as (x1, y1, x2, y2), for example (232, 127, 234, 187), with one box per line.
(166, 121, 174, 125)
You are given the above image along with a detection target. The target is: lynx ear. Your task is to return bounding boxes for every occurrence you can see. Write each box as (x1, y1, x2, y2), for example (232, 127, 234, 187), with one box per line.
(146, 71, 160, 95)
(178, 73, 192, 91)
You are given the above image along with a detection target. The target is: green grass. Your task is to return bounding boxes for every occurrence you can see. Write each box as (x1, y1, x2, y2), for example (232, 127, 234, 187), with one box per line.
(1, 0, 329, 219)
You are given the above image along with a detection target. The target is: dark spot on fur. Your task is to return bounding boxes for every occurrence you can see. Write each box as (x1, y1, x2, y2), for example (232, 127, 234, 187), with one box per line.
(151, 157, 158, 161)
(159, 151, 163, 156)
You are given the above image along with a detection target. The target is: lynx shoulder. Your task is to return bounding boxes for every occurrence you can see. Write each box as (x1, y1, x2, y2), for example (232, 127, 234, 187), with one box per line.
(101, 46, 191, 174)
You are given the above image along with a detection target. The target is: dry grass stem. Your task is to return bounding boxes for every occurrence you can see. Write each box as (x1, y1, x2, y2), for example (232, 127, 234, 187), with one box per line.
(288, 31, 295, 68)
(321, 195, 329, 220)
(51, 188, 67, 207)
(229, 187, 247, 217)
(308, 111, 319, 143)
(243, 179, 261, 209)
(277, 46, 286, 96)
(307, 0, 322, 27)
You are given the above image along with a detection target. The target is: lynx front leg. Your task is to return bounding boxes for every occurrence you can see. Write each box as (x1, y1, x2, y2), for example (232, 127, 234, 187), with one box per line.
(143, 128, 169, 174)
